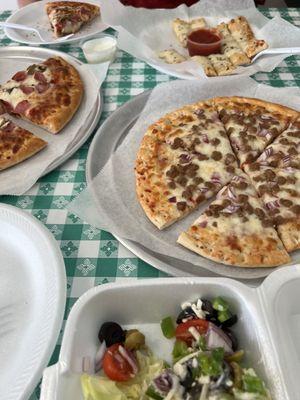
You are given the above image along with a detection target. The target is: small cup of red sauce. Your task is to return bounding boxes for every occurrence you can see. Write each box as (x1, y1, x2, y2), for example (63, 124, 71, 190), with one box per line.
(187, 28, 222, 57)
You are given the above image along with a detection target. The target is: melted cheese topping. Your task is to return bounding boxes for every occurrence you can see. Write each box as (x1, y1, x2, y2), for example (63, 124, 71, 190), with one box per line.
(0, 68, 51, 108)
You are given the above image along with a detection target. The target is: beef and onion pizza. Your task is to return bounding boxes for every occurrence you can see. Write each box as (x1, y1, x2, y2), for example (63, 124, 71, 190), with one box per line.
(135, 97, 300, 268)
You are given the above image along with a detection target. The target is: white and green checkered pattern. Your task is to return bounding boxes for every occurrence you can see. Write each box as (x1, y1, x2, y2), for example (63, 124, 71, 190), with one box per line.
(0, 7, 300, 399)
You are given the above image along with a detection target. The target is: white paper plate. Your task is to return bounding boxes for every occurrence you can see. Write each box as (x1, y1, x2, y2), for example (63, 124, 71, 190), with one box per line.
(4, 0, 108, 46)
(0, 204, 66, 400)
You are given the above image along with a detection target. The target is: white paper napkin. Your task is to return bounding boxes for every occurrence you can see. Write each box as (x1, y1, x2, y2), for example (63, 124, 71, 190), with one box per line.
(98, 0, 300, 78)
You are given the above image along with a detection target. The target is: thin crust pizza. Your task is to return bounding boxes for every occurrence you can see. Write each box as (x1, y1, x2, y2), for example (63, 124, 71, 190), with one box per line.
(136, 96, 300, 268)
(45, 1, 100, 37)
(0, 117, 47, 171)
(177, 173, 290, 267)
(135, 100, 238, 229)
(0, 57, 83, 134)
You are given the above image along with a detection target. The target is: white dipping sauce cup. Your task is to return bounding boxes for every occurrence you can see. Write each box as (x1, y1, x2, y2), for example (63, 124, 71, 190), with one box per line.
(82, 36, 117, 64)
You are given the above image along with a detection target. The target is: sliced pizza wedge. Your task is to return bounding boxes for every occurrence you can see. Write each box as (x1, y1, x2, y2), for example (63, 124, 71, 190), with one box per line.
(214, 97, 298, 166)
(0, 57, 83, 134)
(178, 173, 290, 267)
(0, 117, 47, 171)
(45, 1, 100, 37)
(254, 117, 300, 169)
(245, 161, 300, 252)
(135, 100, 239, 229)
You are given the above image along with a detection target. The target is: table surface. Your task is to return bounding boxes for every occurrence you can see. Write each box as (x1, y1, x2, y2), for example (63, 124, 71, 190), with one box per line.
(0, 7, 300, 399)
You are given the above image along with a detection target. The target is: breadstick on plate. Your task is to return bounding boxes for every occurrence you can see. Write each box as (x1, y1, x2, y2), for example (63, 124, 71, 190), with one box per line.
(227, 16, 268, 58)
(158, 49, 186, 64)
(191, 56, 217, 76)
(208, 54, 236, 75)
(216, 22, 250, 66)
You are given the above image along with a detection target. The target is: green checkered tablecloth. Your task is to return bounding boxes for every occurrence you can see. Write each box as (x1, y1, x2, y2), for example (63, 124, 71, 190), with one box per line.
(0, 7, 300, 399)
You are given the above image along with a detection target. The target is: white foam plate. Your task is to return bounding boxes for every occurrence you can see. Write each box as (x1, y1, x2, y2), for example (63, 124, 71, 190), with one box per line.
(0, 204, 66, 400)
(4, 0, 108, 46)
(40, 265, 300, 400)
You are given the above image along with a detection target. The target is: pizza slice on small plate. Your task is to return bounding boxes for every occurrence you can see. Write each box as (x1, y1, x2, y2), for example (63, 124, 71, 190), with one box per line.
(214, 97, 298, 166)
(135, 100, 239, 229)
(0, 116, 46, 171)
(45, 1, 100, 37)
(178, 173, 290, 267)
(0, 57, 83, 134)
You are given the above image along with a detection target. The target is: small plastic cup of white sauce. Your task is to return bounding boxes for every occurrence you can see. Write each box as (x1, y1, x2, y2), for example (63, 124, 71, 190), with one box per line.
(82, 35, 117, 64)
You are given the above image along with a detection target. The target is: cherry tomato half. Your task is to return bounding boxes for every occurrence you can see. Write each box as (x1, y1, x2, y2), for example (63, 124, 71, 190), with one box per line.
(175, 319, 209, 346)
(102, 343, 138, 382)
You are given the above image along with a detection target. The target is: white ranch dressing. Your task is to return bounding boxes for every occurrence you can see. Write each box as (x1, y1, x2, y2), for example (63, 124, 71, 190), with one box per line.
(82, 36, 117, 64)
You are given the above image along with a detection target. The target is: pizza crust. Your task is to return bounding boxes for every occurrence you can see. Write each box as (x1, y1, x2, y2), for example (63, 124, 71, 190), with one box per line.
(213, 96, 299, 119)
(277, 220, 300, 252)
(0, 124, 47, 171)
(178, 227, 290, 268)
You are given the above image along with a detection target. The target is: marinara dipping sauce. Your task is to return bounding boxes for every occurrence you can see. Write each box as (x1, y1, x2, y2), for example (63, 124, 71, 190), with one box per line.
(187, 29, 222, 57)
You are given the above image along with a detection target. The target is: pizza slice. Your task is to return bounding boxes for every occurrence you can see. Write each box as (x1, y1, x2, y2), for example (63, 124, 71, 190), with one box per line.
(214, 97, 298, 166)
(227, 16, 268, 58)
(0, 57, 83, 134)
(45, 1, 100, 37)
(135, 100, 239, 229)
(0, 117, 47, 171)
(177, 173, 290, 267)
(245, 161, 300, 252)
(254, 118, 300, 169)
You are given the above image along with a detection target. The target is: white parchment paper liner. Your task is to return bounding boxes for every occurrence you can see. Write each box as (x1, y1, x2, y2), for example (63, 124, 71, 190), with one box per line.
(69, 77, 300, 279)
(0, 60, 109, 195)
(98, 0, 300, 79)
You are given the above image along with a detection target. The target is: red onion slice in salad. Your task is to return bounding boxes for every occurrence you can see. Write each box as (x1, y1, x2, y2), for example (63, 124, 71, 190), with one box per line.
(205, 323, 233, 354)
(95, 342, 106, 372)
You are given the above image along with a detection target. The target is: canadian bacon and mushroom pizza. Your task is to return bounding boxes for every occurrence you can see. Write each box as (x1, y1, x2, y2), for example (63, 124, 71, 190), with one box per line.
(45, 1, 100, 38)
(135, 96, 300, 268)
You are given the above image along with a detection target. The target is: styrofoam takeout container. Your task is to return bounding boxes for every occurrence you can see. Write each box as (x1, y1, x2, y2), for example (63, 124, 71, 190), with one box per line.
(40, 265, 300, 400)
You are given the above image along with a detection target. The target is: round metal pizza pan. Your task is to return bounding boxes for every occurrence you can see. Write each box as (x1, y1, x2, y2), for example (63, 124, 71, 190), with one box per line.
(85, 91, 280, 283)
(0, 46, 102, 177)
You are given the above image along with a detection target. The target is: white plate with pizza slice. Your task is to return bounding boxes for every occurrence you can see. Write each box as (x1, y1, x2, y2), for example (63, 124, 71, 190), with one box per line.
(0, 46, 102, 195)
(0, 203, 66, 400)
(4, 0, 108, 46)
